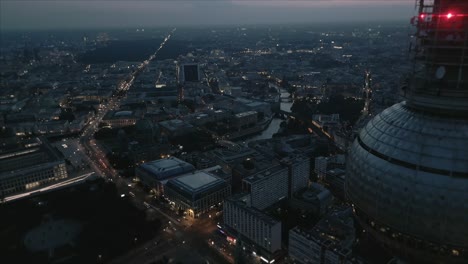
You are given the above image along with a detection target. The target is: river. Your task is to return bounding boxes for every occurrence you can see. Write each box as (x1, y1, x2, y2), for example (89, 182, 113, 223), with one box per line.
(243, 88, 292, 143)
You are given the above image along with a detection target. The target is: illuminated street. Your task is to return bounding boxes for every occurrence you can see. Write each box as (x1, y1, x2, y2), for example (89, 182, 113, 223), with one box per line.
(3, 172, 96, 203)
(3, 1, 466, 263)
(71, 28, 233, 264)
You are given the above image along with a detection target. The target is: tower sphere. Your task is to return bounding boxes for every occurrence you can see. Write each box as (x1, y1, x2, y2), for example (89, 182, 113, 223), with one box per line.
(346, 0, 468, 263)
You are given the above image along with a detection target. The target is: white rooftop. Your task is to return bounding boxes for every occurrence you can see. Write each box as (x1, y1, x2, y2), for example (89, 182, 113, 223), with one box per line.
(139, 157, 195, 180)
(114, 110, 133, 117)
(175, 171, 219, 190)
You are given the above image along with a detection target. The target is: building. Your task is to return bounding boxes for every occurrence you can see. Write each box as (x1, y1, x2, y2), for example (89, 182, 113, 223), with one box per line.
(222, 86, 242, 97)
(0, 137, 68, 197)
(280, 155, 310, 197)
(201, 165, 232, 184)
(312, 114, 340, 129)
(232, 153, 279, 193)
(332, 131, 354, 152)
(314, 156, 329, 180)
(232, 111, 258, 131)
(128, 142, 171, 164)
(164, 171, 230, 217)
(289, 227, 353, 264)
(209, 142, 258, 173)
(323, 169, 346, 201)
(36, 120, 70, 135)
(135, 157, 195, 195)
(183, 110, 229, 127)
(289, 207, 355, 264)
(134, 118, 158, 144)
(158, 119, 195, 138)
(315, 154, 345, 181)
(290, 183, 333, 218)
(152, 85, 178, 97)
(346, 1, 468, 263)
(238, 98, 272, 117)
(242, 165, 288, 210)
(178, 63, 201, 83)
(224, 195, 282, 258)
(180, 151, 217, 170)
(248, 135, 318, 159)
(101, 110, 139, 128)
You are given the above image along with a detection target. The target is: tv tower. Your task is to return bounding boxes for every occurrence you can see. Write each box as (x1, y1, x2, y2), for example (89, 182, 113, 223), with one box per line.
(362, 70, 372, 116)
(346, 0, 468, 263)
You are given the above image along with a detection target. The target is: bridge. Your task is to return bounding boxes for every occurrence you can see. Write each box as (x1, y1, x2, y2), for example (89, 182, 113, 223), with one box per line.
(278, 110, 333, 141)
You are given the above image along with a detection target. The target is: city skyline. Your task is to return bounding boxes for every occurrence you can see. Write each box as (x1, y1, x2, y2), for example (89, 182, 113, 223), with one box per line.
(1, 0, 466, 263)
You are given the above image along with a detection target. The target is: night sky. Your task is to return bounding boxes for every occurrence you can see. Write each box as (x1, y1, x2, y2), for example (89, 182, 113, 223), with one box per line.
(1, 0, 413, 30)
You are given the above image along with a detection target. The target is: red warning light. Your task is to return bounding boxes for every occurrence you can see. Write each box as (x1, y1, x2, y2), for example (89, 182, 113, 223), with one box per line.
(447, 13, 453, 19)
(420, 14, 425, 19)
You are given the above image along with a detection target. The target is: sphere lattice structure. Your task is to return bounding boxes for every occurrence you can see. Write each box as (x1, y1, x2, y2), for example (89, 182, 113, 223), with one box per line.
(346, 102, 468, 263)
(346, 1, 468, 262)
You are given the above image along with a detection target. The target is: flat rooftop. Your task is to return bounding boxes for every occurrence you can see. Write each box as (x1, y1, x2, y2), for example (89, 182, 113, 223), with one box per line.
(175, 171, 220, 191)
(235, 111, 257, 118)
(114, 110, 133, 117)
(226, 194, 280, 226)
(0, 137, 62, 174)
(298, 183, 332, 202)
(165, 171, 228, 200)
(327, 168, 346, 177)
(139, 157, 195, 180)
(103, 110, 137, 120)
(159, 119, 194, 131)
(243, 165, 287, 184)
(210, 145, 258, 163)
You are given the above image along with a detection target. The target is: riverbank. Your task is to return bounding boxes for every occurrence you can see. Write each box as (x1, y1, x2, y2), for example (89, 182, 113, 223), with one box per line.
(225, 116, 273, 141)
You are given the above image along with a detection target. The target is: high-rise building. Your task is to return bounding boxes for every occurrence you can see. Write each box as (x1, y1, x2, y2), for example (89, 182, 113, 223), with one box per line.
(242, 165, 288, 210)
(323, 168, 346, 201)
(224, 194, 282, 258)
(289, 207, 355, 264)
(280, 155, 311, 197)
(0, 137, 68, 197)
(315, 156, 329, 180)
(346, 1, 468, 263)
(177, 63, 201, 83)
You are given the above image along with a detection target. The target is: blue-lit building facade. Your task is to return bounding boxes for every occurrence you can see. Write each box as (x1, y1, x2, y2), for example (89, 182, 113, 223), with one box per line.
(164, 171, 231, 218)
(136, 157, 195, 195)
